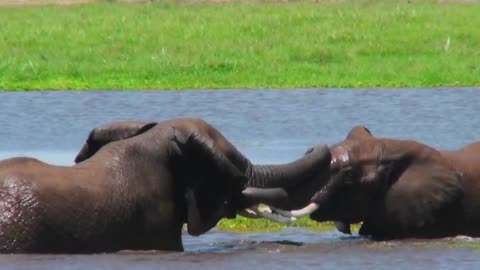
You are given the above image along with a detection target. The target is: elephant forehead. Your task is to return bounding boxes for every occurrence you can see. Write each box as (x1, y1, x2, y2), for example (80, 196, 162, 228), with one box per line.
(351, 141, 383, 162)
(330, 145, 349, 166)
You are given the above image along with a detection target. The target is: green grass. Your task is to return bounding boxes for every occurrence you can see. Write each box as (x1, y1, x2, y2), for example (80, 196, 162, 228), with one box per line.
(1, 1, 479, 90)
(217, 216, 331, 232)
(217, 216, 361, 233)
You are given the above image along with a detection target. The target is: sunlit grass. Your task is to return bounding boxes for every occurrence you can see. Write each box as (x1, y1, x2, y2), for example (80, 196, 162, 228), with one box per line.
(0, 1, 479, 90)
(217, 216, 361, 233)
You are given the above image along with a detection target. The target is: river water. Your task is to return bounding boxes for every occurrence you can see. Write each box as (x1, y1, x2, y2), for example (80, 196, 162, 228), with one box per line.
(0, 88, 479, 269)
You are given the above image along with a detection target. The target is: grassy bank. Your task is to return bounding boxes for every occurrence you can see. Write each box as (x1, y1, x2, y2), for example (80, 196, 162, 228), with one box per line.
(217, 216, 335, 232)
(217, 216, 361, 233)
(0, 1, 479, 90)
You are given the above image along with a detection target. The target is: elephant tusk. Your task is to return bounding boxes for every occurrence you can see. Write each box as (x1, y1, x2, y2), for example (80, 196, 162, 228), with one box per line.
(237, 204, 297, 223)
(271, 203, 320, 218)
(257, 210, 297, 223)
(237, 208, 261, 219)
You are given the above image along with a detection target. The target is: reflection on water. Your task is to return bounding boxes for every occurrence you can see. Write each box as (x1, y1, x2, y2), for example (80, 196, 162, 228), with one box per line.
(1, 88, 480, 269)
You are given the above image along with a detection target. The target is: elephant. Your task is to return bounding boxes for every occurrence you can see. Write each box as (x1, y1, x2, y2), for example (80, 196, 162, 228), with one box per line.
(0, 118, 331, 253)
(247, 126, 480, 239)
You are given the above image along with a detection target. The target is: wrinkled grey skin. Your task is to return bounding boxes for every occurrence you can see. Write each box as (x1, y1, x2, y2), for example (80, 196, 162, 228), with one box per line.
(303, 126, 480, 239)
(0, 118, 330, 253)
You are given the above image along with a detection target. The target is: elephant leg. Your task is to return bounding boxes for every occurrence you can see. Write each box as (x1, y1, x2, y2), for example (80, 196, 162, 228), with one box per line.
(359, 222, 375, 236)
(358, 220, 397, 240)
(139, 202, 185, 251)
(139, 229, 184, 252)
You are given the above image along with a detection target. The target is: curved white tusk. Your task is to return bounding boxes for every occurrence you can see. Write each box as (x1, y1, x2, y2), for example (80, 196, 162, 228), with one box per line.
(237, 204, 296, 223)
(257, 211, 296, 223)
(255, 204, 272, 214)
(237, 209, 261, 219)
(271, 203, 320, 218)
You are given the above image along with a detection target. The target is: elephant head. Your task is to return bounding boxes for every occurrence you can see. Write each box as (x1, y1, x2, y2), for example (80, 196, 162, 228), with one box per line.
(74, 119, 333, 236)
(267, 126, 464, 238)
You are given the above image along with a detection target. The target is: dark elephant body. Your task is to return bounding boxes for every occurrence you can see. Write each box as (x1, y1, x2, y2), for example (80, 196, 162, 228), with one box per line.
(0, 119, 219, 253)
(253, 126, 480, 239)
(306, 127, 480, 239)
(439, 142, 480, 235)
(0, 118, 331, 253)
(0, 156, 181, 253)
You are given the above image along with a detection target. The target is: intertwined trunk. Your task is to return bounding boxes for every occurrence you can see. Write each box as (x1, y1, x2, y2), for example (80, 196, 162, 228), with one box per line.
(232, 145, 331, 194)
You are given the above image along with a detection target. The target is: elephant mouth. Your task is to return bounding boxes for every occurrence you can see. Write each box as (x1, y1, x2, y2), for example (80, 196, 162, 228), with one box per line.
(238, 144, 335, 224)
(238, 187, 298, 223)
(237, 204, 297, 223)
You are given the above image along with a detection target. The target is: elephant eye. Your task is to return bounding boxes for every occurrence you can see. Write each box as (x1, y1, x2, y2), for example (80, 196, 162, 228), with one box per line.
(334, 165, 360, 187)
(343, 169, 358, 185)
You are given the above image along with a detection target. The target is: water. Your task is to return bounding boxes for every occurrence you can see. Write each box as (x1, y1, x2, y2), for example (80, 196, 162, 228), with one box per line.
(0, 88, 480, 269)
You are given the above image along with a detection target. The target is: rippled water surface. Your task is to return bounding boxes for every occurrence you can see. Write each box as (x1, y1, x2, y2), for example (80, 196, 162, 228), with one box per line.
(1, 88, 480, 269)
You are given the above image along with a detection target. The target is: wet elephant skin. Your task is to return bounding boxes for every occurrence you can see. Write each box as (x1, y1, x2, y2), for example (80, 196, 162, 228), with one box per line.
(0, 118, 331, 253)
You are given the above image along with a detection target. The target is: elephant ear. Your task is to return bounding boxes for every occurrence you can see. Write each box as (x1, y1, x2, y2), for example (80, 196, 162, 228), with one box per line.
(173, 130, 247, 236)
(185, 174, 246, 236)
(382, 151, 463, 235)
(74, 121, 157, 163)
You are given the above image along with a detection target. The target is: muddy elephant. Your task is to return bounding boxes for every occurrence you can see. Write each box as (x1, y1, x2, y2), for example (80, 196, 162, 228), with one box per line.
(0, 118, 331, 253)
(248, 126, 480, 239)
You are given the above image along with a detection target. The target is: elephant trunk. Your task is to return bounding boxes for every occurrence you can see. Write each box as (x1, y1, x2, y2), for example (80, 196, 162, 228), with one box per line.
(259, 147, 352, 219)
(246, 144, 331, 188)
(241, 145, 332, 205)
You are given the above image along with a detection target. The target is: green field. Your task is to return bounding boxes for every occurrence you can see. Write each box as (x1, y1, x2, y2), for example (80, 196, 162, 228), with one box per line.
(1, 1, 479, 90)
(217, 216, 360, 233)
